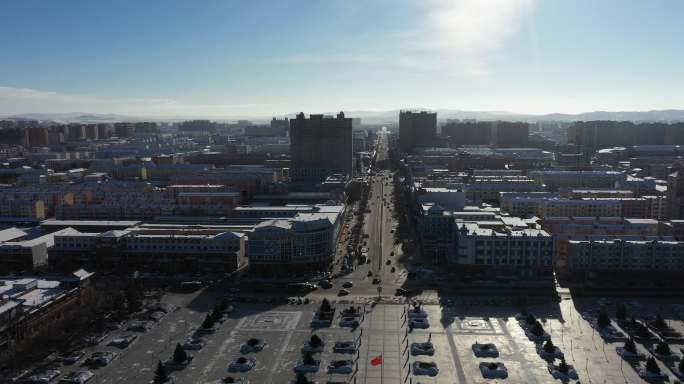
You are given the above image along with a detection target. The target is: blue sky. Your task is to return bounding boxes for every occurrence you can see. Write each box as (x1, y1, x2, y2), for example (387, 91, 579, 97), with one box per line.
(1, 0, 683, 117)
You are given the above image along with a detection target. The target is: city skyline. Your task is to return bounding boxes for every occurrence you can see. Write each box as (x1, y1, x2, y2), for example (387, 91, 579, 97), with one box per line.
(2, 0, 684, 116)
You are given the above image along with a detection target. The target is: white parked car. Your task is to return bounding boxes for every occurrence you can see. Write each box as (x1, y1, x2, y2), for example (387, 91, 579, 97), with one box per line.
(472, 343, 499, 358)
(228, 357, 256, 372)
(57, 351, 85, 365)
(412, 361, 439, 376)
(333, 341, 356, 354)
(88, 351, 118, 367)
(240, 338, 266, 354)
(410, 342, 434, 356)
(59, 370, 94, 384)
(126, 320, 152, 332)
(327, 360, 354, 374)
(339, 317, 359, 328)
(25, 370, 60, 384)
(479, 362, 508, 379)
(409, 318, 429, 329)
(108, 334, 137, 348)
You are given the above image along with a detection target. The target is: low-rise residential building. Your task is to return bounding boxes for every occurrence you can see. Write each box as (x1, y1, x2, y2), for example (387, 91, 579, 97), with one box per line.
(248, 210, 342, 274)
(0, 270, 94, 363)
(543, 198, 622, 218)
(528, 170, 626, 191)
(0, 199, 45, 219)
(419, 204, 456, 264)
(464, 176, 543, 204)
(0, 228, 78, 274)
(51, 227, 246, 275)
(500, 193, 622, 218)
(500, 192, 559, 217)
(559, 188, 634, 199)
(453, 223, 553, 277)
(415, 187, 466, 210)
(541, 217, 675, 275)
(566, 239, 684, 274)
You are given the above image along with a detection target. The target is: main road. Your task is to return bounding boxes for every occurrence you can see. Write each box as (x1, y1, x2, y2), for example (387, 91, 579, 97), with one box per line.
(313, 131, 407, 299)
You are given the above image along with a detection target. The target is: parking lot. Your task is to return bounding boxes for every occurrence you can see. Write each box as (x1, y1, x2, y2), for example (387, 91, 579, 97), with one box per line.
(17, 287, 684, 384)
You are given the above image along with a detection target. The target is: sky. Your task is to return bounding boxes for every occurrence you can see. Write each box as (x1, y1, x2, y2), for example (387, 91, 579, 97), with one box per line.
(1, 0, 683, 117)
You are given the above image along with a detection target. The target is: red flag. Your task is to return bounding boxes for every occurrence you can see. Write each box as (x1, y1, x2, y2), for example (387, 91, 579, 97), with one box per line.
(370, 354, 383, 366)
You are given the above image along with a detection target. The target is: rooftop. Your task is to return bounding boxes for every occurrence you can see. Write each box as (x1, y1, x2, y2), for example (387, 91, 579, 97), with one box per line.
(0, 227, 28, 243)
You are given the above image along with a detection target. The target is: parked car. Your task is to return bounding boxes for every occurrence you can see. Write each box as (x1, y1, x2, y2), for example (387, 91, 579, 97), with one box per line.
(126, 320, 152, 333)
(338, 289, 350, 296)
(342, 281, 354, 288)
(228, 357, 256, 372)
(59, 370, 94, 384)
(407, 306, 428, 319)
(57, 351, 85, 365)
(410, 342, 435, 356)
(412, 361, 439, 376)
(87, 351, 118, 367)
(318, 280, 333, 289)
(372, 278, 381, 285)
(149, 311, 167, 322)
(217, 377, 247, 384)
(108, 334, 137, 348)
(409, 318, 430, 329)
(339, 317, 360, 328)
(310, 315, 332, 328)
(333, 341, 356, 354)
(82, 334, 107, 345)
(327, 360, 354, 374)
(182, 338, 205, 351)
(479, 362, 508, 379)
(395, 288, 409, 296)
(240, 338, 266, 354)
(24, 370, 60, 384)
(472, 343, 499, 358)
(294, 358, 320, 373)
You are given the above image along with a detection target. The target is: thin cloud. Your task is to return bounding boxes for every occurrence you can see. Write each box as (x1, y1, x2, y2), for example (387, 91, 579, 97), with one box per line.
(0, 86, 269, 116)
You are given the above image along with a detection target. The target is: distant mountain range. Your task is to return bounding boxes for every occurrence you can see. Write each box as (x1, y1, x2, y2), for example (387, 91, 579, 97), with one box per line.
(3, 109, 684, 125)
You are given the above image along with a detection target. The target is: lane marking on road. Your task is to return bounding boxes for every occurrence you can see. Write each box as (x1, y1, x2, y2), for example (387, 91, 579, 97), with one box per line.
(266, 324, 296, 384)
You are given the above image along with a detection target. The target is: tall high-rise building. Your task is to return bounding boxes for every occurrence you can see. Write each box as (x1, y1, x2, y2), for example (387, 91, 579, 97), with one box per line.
(491, 121, 529, 148)
(114, 122, 135, 138)
(441, 121, 491, 146)
(22, 127, 49, 147)
(667, 162, 684, 219)
(290, 112, 353, 182)
(441, 120, 528, 148)
(270, 117, 289, 136)
(399, 111, 437, 152)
